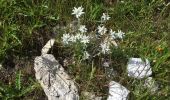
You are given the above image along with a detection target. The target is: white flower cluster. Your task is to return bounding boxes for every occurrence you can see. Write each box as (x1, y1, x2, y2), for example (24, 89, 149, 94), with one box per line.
(62, 33, 89, 45)
(98, 28, 125, 39)
(110, 29, 125, 40)
(96, 12, 125, 54)
(62, 6, 126, 56)
(99, 29, 125, 54)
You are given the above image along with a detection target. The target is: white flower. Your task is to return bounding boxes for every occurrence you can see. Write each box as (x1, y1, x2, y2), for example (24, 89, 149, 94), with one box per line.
(83, 51, 90, 60)
(101, 13, 110, 21)
(116, 30, 125, 39)
(69, 35, 77, 42)
(80, 35, 89, 44)
(110, 29, 116, 39)
(62, 33, 89, 45)
(75, 33, 82, 40)
(72, 6, 85, 18)
(97, 26, 107, 35)
(62, 33, 71, 44)
(100, 40, 111, 54)
(79, 25, 87, 33)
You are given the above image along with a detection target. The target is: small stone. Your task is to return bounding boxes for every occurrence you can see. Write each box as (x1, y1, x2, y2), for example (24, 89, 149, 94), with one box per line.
(127, 58, 152, 79)
(41, 38, 55, 55)
(107, 81, 130, 100)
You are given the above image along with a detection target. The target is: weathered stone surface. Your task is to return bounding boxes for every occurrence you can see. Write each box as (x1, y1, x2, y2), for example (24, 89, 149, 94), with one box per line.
(34, 54, 79, 100)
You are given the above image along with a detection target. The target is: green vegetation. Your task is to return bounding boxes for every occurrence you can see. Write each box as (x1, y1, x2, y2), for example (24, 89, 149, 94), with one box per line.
(0, 0, 169, 99)
(0, 71, 40, 100)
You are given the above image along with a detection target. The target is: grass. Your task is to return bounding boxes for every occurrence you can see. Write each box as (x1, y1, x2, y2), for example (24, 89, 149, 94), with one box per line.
(0, 70, 41, 100)
(0, 0, 170, 99)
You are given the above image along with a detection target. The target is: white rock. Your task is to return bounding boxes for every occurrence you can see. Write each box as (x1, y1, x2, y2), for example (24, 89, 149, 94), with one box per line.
(34, 54, 79, 100)
(41, 38, 55, 55)
(107, 81, 130, 100)
(127, 58, 152, 79)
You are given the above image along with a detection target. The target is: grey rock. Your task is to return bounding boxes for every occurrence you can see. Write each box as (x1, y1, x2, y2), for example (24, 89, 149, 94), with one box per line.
(34, 54, 79, 100)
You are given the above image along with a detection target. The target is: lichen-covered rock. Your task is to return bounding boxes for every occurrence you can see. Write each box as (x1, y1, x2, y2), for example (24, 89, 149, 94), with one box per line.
(34, 54, 79, 100)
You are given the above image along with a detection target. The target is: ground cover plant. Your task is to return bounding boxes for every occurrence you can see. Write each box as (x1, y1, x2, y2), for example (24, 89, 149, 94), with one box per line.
(0, 0, 170, 100)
